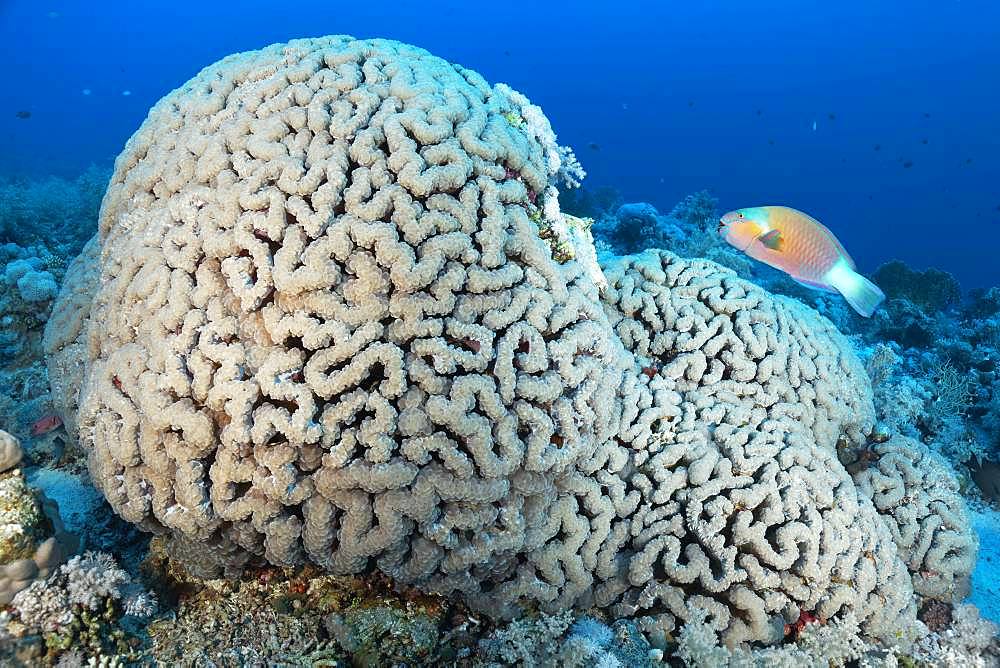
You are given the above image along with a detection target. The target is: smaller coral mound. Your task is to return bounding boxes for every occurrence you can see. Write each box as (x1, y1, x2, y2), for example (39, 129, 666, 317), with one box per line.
(0, 247, 60, 366)
(851, 435, 978, 601)
(0, 428, 77, 606)
(872, 260, 962, 311)
(4, 259, 57, 304)
(0, 429, 22, 472)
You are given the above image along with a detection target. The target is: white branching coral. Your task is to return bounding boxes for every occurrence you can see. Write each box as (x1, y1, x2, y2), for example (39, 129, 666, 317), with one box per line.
(62, 551, 130, 608)
(46, 36, 957, 651)
(9, 550, 156, 634)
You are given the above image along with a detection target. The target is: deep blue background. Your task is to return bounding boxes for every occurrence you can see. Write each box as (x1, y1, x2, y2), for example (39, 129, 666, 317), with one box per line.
(1, 0, 997, 288)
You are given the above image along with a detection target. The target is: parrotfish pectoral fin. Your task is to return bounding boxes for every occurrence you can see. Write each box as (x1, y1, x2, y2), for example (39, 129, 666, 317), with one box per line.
(824, 260, 885, 317)
(758, 229, 784, 250)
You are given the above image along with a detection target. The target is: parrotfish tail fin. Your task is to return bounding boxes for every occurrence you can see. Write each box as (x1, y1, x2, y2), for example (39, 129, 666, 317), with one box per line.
(826, 261, 885, 317)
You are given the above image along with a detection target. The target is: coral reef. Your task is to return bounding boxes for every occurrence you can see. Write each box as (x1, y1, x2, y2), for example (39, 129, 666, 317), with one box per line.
(42, 36, 994, 656)
(0, 165, 108, 256)
(137, 537, 455, 666)
(477, 611, 659, 667)
(4, 33, 991, 667)
(588, 192, 755, 278)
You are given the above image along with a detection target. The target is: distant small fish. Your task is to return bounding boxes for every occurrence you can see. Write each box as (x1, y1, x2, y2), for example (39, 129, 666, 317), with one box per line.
(588, 142, 600, 151)
(14, 110, 30, 119)
(920, 138, 928, 145)
(873, 144, 881, 151)
(902, 160, 914, 168)
(504, 50, 511, 56)
(756, 109, 762, 116)
(965, 158, 973, 164)
(687, 100, 694, 108)
(719, 206, 885, 317)
(811, 120, 817, 131)
(82, 88, 92, 96)
(31, 414, 62, 436)
(47, 10, 59, 18)
(828, 112, 836, 120)
(621, 102, 628, 110)
(767, 138, 775, 145)
(923, 112, 931, 118)
(122, 90, 132, 96)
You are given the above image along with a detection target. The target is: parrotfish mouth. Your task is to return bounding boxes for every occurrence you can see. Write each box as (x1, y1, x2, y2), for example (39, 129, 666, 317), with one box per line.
(717, 211, 741, 238)
(718, 211, 741, 233)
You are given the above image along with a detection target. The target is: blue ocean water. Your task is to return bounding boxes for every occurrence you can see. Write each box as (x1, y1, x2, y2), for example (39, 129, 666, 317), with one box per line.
(1, 0, 998, 287)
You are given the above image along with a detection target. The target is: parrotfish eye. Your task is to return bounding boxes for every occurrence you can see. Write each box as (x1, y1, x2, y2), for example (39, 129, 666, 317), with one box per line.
(737, 212, 744, 218)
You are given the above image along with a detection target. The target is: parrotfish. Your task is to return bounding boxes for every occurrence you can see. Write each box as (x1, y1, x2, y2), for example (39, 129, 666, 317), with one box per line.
(718, 205, 885, 317)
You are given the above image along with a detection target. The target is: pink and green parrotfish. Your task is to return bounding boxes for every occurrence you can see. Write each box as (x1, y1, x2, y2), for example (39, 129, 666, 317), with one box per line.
(718, 205, 885, 317)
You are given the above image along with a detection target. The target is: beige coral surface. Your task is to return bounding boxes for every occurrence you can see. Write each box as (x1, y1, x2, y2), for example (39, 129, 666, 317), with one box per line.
(47, 35, 968, 649)
(598, 251, 915, 646)
(852, 434, 978, 601)
(43, 236, 101, 441)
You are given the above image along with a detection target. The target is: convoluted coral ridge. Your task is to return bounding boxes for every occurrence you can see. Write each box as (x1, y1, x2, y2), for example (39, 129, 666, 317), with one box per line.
(76, 36, 627, 594)
(598, 250, 914, 646)
(53, 36, 930, 650)
(43, 235, 101, 441)
(852, 435, 978, 601)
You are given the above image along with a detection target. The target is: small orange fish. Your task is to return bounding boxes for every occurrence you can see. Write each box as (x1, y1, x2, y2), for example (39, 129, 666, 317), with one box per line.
(719, 205, 885, 317)
(31, 414, 62, 436)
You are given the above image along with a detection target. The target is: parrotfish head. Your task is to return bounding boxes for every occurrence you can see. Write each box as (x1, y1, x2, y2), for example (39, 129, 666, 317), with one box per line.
(719, 207, 771, 251)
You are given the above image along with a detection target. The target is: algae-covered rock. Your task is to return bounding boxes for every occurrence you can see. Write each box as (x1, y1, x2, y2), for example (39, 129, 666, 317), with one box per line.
(0, 469, 49, 565)
(325, 605, 441, 667)
(141, 536, 452, 666)
(0, 432, 77, 606)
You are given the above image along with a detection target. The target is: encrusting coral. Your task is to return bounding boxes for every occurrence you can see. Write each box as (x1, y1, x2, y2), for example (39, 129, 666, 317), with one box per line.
(43, 35, 985, 653)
